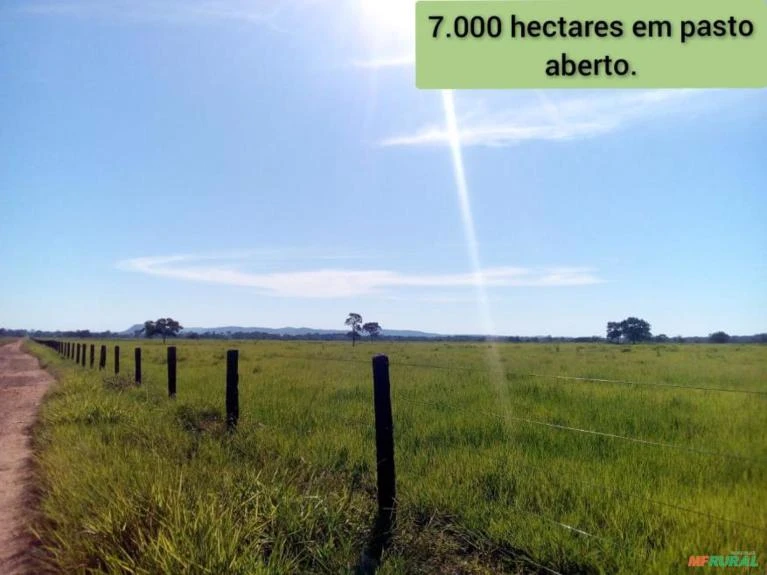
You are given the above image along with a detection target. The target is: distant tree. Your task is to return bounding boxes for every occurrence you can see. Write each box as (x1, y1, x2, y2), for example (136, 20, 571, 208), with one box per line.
(345, 313, 363, 347)
(606, 321, 622, 343)
(620, 317, 652, 344)
(654, 334, 669, 343)
(141, 320, 156, 339)
(606, 317, 652, 344)
(141, 318, 183, 344)
(709, 331, 730, 344)
(362, 322, 382, 338)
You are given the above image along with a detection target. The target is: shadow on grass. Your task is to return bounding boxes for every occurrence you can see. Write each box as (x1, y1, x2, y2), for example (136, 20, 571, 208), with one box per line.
(353, 507, 395, 575)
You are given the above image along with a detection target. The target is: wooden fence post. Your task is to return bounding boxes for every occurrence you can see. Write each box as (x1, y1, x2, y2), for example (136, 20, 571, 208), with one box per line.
(81, 344, 86, 367)
(99, 345, 106, 370)
(226, 350, 239, 430)
(372, 354, 396, 524)
(90, 344, 95, 368)
(114, 345, 120, 375)
(134, 348, 142, 384)
(76, 343, 81, 364)
(167, 346, 177, 398)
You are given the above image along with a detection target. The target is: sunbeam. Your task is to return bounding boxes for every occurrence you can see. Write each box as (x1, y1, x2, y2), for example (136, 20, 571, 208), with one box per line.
(440, 90, 507, 387)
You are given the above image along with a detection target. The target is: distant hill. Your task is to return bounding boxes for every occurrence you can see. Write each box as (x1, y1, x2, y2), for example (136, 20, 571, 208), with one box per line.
(120, 324, 443, 339)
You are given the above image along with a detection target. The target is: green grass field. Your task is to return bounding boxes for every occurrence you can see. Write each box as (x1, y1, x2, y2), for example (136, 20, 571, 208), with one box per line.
(27, 339, 766, 574)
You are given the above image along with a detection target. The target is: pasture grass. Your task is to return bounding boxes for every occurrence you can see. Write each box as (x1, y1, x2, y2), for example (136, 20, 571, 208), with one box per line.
(27, 340, 767, 574)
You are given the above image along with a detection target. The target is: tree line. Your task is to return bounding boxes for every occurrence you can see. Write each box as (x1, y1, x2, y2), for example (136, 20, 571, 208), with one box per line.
(4, 324, 765, 344)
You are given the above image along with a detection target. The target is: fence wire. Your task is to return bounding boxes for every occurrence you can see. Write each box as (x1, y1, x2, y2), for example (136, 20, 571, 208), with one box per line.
(395, 396, 765, 465)
(391, 360, 767, 396)
(225, 350, 767, 396)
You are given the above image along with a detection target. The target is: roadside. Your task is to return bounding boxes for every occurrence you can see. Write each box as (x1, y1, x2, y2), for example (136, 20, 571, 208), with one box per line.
(0, 339, 54, 574)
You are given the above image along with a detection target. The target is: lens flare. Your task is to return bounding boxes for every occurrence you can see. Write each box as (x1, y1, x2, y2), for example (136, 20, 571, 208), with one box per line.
(440, 90, 506, 392)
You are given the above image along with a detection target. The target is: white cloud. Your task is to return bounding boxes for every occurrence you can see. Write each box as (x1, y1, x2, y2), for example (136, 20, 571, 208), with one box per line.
(380, 89, 709, 148)
(15, 0, 303, 30)
(117, 252, 603, 298)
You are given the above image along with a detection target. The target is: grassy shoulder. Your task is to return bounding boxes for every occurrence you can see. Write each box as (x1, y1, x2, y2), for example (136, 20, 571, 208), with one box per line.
(27, 341, 527, 574)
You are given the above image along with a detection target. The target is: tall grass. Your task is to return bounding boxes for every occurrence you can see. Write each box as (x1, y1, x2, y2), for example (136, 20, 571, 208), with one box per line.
(28, 340, 767, 574)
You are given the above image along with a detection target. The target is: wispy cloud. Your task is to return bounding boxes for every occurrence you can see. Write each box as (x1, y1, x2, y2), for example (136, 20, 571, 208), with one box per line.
(117, 252, 603, 298)
(14, 0, 306, 30)
(380, 89, 710, 148)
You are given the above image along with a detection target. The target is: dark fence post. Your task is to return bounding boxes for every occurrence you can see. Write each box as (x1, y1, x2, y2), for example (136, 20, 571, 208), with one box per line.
(99, 345, 106, 370)
(81, 344, 86, 367)
(134, 348, 142, 385)
(372, 354, 396, 524)
(167, 346, 177, 398)
(114, 345, 120, 375)
(226, 350, 239, 430)
(356, 354, 397, 573)
(76, 343, 81, 365)
(90, 344, 95, 368)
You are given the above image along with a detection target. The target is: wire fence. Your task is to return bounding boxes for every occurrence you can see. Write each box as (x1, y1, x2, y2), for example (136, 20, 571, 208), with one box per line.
(32, 338, 766, 573)
(234, 351, 767, 396)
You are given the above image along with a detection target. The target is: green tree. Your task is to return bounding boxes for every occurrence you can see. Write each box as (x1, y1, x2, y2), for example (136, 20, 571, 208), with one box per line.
(709, 331, 730, 344)
(345, 313, 363, 347)
(606, 317, 652, 344)
(362, 322, 382, 338)
(141, 318, 183, 344)
(620, 317, 652, 344)
(606, 321, 622, 343)
(142, 320, 156, 339)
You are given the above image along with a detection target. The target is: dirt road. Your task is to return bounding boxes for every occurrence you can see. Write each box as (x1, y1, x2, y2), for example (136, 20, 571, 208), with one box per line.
(0, 340, 53, 574)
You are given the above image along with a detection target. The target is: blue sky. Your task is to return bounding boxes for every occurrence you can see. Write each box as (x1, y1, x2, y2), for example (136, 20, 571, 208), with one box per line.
(1, 0, 765, 336)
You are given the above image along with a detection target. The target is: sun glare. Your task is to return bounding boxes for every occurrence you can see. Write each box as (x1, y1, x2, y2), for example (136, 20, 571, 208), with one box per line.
(355, 0, 416, 52)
